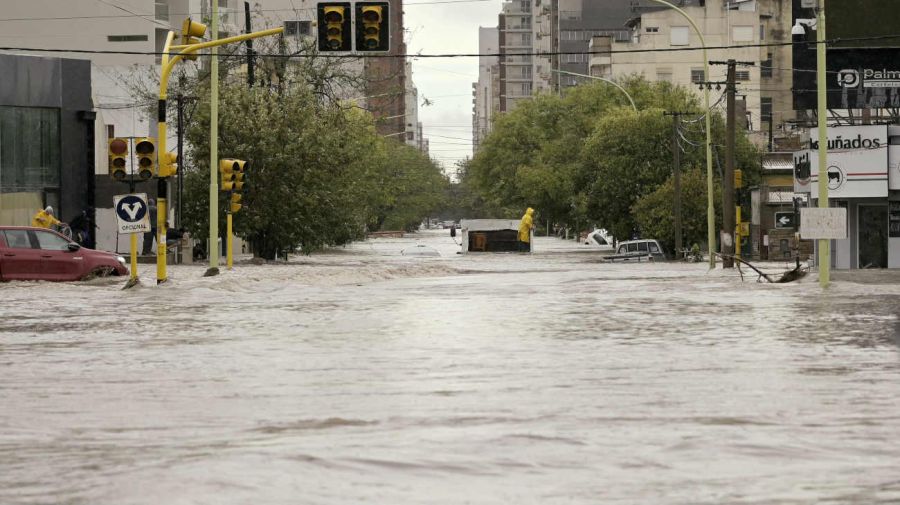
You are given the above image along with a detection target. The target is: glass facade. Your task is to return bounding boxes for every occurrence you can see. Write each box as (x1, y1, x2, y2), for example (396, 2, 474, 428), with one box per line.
(0, 106, 60, 193)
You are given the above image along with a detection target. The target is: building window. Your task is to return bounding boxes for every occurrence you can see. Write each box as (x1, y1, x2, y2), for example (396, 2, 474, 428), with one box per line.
(691, 68, 704, 83)
(406, 131, 415, 141)
(761, 54, 773, 78)
(736, 70, 751, 81)
(0, 106, 61, 192)
(761, 97, 773, 122)
(670, 26, 689, 46)
(284, 21, 311, 37)
(107, 35, 149, 42)
(657, 70, 673, 82)
(732, 26, 754, 42)
(106, 125, 115, 139)
(645, 26, 659, 33)
(759, 23, 766, 41)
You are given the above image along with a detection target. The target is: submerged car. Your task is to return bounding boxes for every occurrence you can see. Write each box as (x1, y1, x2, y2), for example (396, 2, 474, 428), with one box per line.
(603, 239, 667, 262)
(583, 229, 614, 251)
(0, 226, 128, 281)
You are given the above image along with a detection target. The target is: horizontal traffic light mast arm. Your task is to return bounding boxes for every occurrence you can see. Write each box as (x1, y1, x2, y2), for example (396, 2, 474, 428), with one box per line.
(170, 27, 285, 55)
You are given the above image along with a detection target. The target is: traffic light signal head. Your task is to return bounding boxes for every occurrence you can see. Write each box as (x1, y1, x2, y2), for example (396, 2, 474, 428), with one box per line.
(219, 159, 239, 191)
(108, 138, 129, 181)
(317, 3, 351, 52)
(134, 137, 156, 180)
(230, 192, 243, 213)
(158, 152, 178, 178)
(356, 2, 389, 52)
(181, 18, 207, 60)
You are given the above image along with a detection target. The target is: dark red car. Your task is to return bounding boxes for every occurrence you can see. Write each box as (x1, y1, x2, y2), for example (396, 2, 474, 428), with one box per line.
(0, 226, 128, 281)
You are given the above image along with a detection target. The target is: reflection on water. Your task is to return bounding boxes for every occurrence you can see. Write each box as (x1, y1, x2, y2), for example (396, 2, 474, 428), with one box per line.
(2, 231, 900, 504)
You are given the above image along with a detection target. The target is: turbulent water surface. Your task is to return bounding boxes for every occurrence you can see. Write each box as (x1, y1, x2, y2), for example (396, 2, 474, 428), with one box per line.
(2, 231, 899, 504)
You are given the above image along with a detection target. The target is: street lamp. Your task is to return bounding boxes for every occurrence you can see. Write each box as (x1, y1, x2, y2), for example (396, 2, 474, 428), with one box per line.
(791, 7, 829, 287)
(645, 0, 715, 268)
(550, 69, 637, 112)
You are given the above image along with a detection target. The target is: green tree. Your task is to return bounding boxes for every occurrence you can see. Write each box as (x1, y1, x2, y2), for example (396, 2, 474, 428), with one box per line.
(632, 168, 722, 253)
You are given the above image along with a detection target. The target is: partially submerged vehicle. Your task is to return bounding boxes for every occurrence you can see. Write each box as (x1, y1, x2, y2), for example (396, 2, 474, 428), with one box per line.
(456, 219, 530, 253)
(583, 228, 614, 251)
(603, 239, 666, 262)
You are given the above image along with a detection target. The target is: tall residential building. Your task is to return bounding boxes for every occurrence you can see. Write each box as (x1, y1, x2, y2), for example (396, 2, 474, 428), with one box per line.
(473, 26, 499, 152)
(596, 0, 767, 130)
(533, 0, 633, 92)
(404, 60, 427, 153)
(498, 0, 533, 112)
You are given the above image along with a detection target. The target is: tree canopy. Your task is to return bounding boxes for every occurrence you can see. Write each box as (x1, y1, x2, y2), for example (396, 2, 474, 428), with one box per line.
(464, 75, 760, 246)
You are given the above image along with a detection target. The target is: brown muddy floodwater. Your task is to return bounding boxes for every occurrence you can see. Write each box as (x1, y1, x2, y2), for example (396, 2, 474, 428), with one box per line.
(2, 231, 900, 504)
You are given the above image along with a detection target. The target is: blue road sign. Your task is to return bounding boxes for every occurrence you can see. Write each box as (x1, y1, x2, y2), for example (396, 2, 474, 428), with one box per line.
(113, 193, 150, 234)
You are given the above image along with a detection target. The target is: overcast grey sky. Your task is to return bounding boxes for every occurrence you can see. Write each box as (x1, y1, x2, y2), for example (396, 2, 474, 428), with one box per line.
(404, 0, 501, 177)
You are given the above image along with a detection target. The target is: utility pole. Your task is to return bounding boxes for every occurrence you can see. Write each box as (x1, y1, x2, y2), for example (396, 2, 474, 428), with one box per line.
(723, 59, 736, 268)
(663, 111, 694, 259)
(707, 60, 753, 268)
(244, 1, 254, 87)
(176, 94, 184, 231)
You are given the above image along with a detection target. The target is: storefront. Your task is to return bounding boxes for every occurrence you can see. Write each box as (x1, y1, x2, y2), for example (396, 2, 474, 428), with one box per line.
(0, 54, 95, 245)
(793, 124, 900, 269)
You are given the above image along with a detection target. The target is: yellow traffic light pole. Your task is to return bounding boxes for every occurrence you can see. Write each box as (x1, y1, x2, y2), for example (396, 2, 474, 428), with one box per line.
(156, 25, 283, 283)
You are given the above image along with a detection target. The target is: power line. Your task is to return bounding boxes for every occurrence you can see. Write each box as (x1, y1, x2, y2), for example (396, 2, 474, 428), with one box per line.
(0, 0, 494, 22)
(5, 34, 900, 59)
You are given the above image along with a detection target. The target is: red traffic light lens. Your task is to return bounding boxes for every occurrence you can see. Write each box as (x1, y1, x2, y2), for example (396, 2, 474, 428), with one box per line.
(110, 138, 127, 155)
(362, 10, 380, 22)
(324, 10, 343, 23)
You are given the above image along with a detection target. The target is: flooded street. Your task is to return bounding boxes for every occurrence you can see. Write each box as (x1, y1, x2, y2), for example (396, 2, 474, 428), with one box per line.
(2, 230, 900, 504)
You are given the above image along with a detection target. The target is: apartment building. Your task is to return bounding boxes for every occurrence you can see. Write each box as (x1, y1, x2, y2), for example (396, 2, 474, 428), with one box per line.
(533, 0, 633, 92)
(596, 0, 764, 130)
(498, 0, 533, 113)
(472, 26, 499, 152)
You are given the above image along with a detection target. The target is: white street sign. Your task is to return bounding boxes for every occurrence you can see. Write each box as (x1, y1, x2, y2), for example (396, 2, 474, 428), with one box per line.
(800, 208, 847, 240)
(113, 193, 151, 234)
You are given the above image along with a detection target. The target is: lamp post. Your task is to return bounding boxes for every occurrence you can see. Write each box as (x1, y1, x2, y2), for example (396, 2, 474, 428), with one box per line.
(815, 3, 829, 287)
(645, 0, 715, 268)
(550, 69, 637, 112)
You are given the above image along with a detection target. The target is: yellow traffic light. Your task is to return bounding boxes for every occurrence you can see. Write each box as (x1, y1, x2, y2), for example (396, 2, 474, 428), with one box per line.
(317, 3, 351, 51)
(108, 137, 129, 181)
(219, 159, 239, 191)
(230, 192, 243, 213)
(356, 2, 389, 52)
(158, 152, 178, 178)
(181, 18, 207, 60)
(134, 137, 156, 180)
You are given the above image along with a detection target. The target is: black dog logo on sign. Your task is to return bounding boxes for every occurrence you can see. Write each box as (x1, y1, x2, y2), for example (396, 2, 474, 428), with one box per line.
(827, 165, 844, 191)
(794, 152, 811, 184)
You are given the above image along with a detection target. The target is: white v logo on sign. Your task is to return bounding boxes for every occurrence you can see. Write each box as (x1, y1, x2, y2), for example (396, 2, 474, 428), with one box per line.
(122, 202, 143, 221)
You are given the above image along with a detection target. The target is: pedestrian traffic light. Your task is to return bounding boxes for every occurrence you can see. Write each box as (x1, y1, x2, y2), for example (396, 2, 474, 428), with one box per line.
(355, 2, 389, 52)
(158, 151, 178, 178)
(317, 3, 351, 52)
(181, 18, 207, 60)
(108, 137, 129, 181)
(134, 137, 156, 180)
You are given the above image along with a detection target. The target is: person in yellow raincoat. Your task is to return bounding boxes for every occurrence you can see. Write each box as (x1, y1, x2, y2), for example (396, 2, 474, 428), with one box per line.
(32, 206, 61, 229)
(518, 207, 534, 252)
